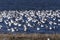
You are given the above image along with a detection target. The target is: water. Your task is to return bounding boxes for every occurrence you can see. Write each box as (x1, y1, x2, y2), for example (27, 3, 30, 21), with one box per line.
(0, 0, 60, 10)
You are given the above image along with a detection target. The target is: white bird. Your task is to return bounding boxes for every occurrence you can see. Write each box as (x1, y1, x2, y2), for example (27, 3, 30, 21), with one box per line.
(37, 27, 40, 30)
(8, 22, 11, 26)
(24, 25, 27, 31)
(18, 24, 21, 26)
(13, 22, 18, 26)
(47, 38, 50, 40)
(0, 15, 3, 22)
(11, 19, 14, 23)
(49, 27, 52, 30)
(11, 28, 15, 32)
(41, 24, 44, 27)
(0, 25, 2, 29)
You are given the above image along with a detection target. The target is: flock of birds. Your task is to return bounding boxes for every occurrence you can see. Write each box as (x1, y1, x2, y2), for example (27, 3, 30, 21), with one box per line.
(0, 10, 60, 33)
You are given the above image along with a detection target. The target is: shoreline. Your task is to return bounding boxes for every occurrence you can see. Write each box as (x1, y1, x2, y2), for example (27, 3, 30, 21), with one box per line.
(0, 34, 60, 40)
